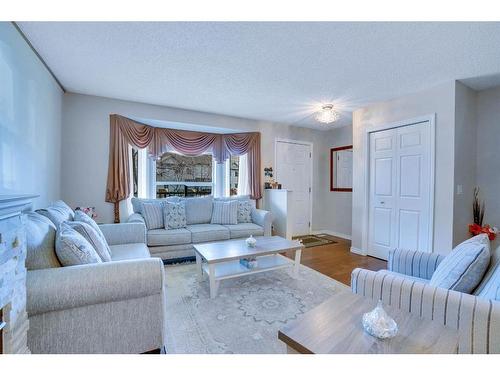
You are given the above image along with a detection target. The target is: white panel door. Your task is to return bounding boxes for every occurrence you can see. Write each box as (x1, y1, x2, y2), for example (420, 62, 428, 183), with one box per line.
(368, 121, 432, 260)
(276, 141, 311, 236)
(368, 128, 397, 259)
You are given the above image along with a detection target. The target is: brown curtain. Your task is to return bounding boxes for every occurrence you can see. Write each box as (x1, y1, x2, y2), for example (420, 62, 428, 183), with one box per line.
(222, 133, 261, 201)
(105, 114, 262, 221)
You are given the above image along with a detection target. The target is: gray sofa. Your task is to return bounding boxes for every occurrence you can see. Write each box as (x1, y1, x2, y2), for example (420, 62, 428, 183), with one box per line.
(24, 203, 166, 354)
(351, 245, 500, 354)
(128, 196, 273, 260)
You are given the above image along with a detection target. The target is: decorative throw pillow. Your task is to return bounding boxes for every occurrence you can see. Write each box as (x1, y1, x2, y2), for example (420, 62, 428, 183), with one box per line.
(141, 202, 164, 230)
(52, 200, 75, 219)
(66, 221, 112, 262)
(237, 200, 253, 223)
(163, 201, 187, 229)
(55, 222, 102, 266)
(37, 200, 75, 227)
(74, 209, 109, 242)
(429, 234, 491, 293)
(24, 212, 62, 270)
(211, 200, 238, 225)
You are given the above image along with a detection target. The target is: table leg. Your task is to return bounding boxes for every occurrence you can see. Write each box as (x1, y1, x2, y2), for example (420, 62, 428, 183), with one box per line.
(293, 249, 302, 278)
(196, 253, 203, 281)
(208, 264, 219, 298)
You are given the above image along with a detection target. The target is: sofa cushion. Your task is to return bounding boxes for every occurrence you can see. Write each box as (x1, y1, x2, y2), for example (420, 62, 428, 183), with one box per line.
(141, 202, 164, 230)
(211, 200, 238, 225)
(164, 201, 187, 229)
(185, 196, 213, 225)
(147, 228, 192, 247)
(66, 221, 112, 262)
(429, 234, 490, 293)
(109, 243, 151, 261)
(24, 212, 61, 270)
(36, 200, 75, 227)
(55, 222, 102, 266)
(224, 223, 264, 239)
(187, 224, 230, 243)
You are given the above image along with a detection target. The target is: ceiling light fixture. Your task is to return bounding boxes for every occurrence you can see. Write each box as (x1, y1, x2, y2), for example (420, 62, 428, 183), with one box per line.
(314, 104, 340, 124)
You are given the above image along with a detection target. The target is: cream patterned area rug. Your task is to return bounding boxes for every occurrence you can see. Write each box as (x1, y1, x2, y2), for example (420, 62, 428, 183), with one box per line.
(164, 263, 349, 354)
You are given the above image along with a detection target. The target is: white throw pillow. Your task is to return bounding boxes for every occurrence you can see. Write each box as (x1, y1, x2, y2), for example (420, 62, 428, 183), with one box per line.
(429, 234, 490, 293)
(74, 210, 110, 248)
(164, 201, 187, 229)
(55, 222, 102, 266)
(66, 221, 112, 262)
(141, 202, 164, 230)
(24, 212, 61, 270)
(211, 200, 238, 225)
(37, 200, 75, 227)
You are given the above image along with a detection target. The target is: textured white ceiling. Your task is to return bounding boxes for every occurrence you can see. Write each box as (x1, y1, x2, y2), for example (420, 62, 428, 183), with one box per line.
(18, 22, 500, 129)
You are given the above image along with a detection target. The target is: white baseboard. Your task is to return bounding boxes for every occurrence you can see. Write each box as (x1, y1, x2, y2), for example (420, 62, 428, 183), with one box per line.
(350, 246, 367, 256)
(312, 230, 351, 241)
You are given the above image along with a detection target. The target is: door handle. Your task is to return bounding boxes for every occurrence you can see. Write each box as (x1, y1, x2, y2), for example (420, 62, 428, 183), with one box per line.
(380, 201, 385, 204)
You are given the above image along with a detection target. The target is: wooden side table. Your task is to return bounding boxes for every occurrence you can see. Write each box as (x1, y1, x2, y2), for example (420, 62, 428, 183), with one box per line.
(278, 291, 458, 354)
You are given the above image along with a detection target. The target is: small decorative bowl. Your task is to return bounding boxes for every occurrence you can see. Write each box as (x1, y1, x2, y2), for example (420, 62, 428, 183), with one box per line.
(245, 235, 257, 247)
(362, 300, 398, 339)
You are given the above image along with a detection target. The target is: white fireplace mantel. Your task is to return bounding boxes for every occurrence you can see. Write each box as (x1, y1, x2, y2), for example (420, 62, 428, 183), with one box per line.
(0, 194, 37, 354)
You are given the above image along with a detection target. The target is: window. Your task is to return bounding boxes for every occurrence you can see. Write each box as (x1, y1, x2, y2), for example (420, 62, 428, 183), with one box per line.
(135, 150, 248, 199)
(227, 155, 239, 196)
(132, 148, 139, 198)
(155, 152, 213, 198)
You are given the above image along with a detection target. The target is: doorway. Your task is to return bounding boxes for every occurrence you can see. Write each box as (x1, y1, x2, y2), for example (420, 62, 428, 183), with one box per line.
(367, 119, 434, 260)
(275, 139, 313, 236)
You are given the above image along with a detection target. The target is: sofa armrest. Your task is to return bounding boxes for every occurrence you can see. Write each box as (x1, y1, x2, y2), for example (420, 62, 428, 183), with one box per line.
(251, 208, 273, 236)
(388, 248, 445, 280)
(27, 258, 165, 316)
(99, 222, 146, 245)
(351, 268, 500, 353)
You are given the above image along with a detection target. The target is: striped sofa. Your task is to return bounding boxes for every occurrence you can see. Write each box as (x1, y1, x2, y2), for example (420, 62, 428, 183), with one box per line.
(351, 247, 500, 354)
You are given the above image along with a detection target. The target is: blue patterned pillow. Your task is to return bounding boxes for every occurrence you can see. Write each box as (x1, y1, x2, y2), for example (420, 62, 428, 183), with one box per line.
(238, 200, 253, 223)
(430, 234, 490, 293)
(211, 200, 238, 225)
(141, 202, 164, 230)
(164, 201, 187, 229)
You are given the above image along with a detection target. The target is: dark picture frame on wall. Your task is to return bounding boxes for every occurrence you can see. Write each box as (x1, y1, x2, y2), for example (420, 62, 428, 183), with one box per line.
(330, 145, 353, 192)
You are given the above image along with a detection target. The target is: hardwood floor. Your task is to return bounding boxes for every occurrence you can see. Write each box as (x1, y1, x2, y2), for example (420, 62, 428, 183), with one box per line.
(286, 236, 386, 286)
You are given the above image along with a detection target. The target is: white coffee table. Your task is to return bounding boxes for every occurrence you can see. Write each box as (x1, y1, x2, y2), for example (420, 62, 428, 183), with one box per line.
(193, 236, 303, 298)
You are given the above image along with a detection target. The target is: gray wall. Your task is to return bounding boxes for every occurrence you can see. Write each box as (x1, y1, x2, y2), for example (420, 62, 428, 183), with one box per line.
(0, 22, 63, 207)
(61, 93, 336, 224)
(453, 82, 477, 246)
(352, 82, 456, 255)
(476, 85, 500, 250)
(316, 125, 353, 238)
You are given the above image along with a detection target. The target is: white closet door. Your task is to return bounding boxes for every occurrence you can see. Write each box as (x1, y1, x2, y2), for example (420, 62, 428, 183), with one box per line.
(368, 121, 432, 260)
(368, 128, 397, 260)
(276, 141, 311, 236)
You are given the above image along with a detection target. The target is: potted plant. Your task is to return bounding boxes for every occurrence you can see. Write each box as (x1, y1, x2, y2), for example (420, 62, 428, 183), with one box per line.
(468, 187, 498, 241)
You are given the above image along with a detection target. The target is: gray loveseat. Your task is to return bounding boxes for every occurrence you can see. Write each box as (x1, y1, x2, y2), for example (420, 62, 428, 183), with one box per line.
(128, 195, 273, 260)
(24, 202, 166, 354)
